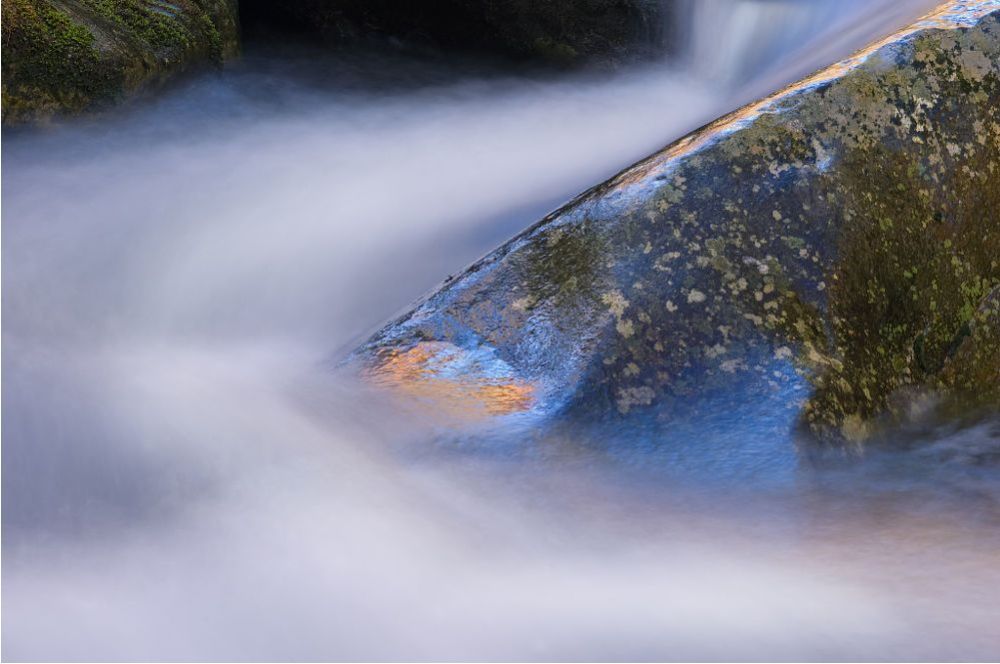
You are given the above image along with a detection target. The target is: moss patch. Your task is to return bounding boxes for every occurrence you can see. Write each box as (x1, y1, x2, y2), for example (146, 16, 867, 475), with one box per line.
(1, 0, 113, 120)
(2, 0, 240, 124)
(801, 144, 1000, 438)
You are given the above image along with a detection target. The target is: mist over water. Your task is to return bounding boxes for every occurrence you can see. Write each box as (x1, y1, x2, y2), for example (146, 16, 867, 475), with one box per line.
(4, 1, 999, 660)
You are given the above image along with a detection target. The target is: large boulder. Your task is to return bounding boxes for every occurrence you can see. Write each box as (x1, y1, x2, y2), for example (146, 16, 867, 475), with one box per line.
(239, 0, 668, 68)
(1, 0, 240, 124)
(354, 2, 1000, 444)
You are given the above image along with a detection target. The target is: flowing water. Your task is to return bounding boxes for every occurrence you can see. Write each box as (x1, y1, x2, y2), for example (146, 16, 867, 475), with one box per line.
(4, 1, 999, 660)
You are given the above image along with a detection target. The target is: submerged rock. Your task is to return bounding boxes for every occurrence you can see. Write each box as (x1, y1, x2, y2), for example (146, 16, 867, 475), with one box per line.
(354, 1, 1000, 444)
(1, 0, 240, 124)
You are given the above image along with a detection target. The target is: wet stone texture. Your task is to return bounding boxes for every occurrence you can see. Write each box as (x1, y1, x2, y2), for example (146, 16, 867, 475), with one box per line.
(356, 1, 1000, 445)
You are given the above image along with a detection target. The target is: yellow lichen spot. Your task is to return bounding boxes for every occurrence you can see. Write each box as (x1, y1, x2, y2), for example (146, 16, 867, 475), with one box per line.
(616, 319, 635, 338)
(601, 290, 629, 318)
(687, 289, 707, 304)
(706, 344, 727, 359)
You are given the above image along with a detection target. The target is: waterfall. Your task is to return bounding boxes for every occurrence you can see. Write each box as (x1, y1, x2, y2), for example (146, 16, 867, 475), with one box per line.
(671, 0, 941, 85)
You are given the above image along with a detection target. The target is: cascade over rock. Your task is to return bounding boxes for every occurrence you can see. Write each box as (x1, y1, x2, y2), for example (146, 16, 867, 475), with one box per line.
(355, 2, 1000, 443)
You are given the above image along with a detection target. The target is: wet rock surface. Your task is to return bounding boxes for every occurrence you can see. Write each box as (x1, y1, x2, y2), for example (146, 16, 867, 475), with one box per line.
(355, 1, 1000, 444)
(1, 0, 240, 124)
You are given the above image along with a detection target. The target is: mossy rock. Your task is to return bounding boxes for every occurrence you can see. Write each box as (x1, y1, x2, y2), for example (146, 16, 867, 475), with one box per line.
(1, 0, 240, 124)
(355, 3, 1000, 445)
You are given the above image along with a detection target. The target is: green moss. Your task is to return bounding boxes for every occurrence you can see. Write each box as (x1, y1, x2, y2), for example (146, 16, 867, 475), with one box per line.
(937, 286, 1000, 415)
(800, 143, 999, 437)
(197, 11, 224, 64)
(88, 0, 192, 51)
(737, 19, 1000, 441)
(521, 223, 605, 305)
(1, 0, 119, 122)
(2, 0, 238, 123)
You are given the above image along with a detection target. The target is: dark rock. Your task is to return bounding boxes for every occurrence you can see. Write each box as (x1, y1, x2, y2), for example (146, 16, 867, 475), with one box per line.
(353, 2, 1000, 444)
(1, 0, 240, 124)
(238, 0, 669, 69)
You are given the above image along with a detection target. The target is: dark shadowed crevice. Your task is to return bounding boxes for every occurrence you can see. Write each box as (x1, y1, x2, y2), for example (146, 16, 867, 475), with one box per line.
(237, 0, 673, 69)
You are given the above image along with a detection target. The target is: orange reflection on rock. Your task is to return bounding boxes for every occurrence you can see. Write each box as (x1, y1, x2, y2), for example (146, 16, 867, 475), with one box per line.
(365, 341, 535, 419)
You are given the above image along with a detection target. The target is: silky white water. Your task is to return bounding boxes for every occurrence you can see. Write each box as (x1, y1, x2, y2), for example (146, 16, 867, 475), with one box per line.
(4, 1, 999, 660)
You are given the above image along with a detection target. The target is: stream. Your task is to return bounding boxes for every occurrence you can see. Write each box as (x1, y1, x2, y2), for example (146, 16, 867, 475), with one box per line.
(3, 1, 999, 660)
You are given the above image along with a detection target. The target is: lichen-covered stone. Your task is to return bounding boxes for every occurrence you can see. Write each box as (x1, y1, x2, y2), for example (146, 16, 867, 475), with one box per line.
(354, 1, 1000, 444)
(1, 0, 240, 124)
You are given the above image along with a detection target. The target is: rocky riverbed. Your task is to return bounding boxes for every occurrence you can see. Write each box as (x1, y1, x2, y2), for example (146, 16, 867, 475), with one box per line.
(3, 1, 998, 660)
